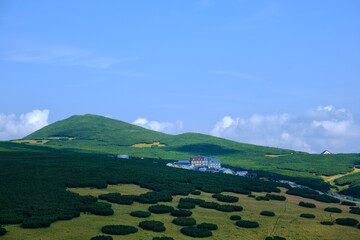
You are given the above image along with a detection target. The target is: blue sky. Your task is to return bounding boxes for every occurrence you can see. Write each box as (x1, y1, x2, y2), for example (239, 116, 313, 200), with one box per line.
(1, 0, 360, 153)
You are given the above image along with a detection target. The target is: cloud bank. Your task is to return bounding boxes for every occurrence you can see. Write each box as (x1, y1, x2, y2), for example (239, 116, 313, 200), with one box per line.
(0, 109, 50, 140)
(211, 106, 360, 153)
(133, 118, 183, 134)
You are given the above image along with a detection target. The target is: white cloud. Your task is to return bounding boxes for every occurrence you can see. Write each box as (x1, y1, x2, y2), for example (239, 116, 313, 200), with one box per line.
(0, 109, 50, 140)
(133, 118, 183, 134)
(210, 106, 360, 153)
(2, 42, 136, 69)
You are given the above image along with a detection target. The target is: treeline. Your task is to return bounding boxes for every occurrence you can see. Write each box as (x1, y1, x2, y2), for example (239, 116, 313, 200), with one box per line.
(0, 142, 282, 228)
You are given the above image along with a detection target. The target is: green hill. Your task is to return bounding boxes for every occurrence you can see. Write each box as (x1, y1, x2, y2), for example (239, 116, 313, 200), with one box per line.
(19, 114, 360, 191)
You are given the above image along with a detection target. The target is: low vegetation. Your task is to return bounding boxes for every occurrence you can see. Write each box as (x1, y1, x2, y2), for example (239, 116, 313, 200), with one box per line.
(299, 201, 316, 208)
(335, 218, 359, 226)
(101, 225, 138, 235)
(139, 220, 166, 232)
(235, 220, 259, 228)
(153, 237, 174, 240)
(265, 194, 286, 201)
(342, 201, 357, 206)
(99, 193, 135, 205)
(148, 205, 174, 214)
(0, 227, 6, 236)
(212, 193, 239, 203)
(171, 209, 192, 217)
(180, 227, 212, 238)
(349, 207, 360, 215)
(260, 211, 275, 216)
(130, 211, 151, 218)
(265, 237, 286, 240)
(230, 215, 241, 220)
(90, 236, 113, 240)
(300, 214, 315, 219)
(197, 223, 218, 230)
(172, 217, 197, 226)
(324, 207, 342, 213)
(320, 221, 334, 225)
(287, 188, 339, 203)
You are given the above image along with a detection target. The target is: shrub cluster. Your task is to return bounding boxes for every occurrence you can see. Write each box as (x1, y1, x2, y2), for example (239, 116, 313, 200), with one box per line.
(300, 214, 315, 219)
(0, 214, 23, 224)
(172, 217, 196, 226)
(349, 207, 360, 215)
(79, 195, 98, 204)
(199, 201, 219, 209)
(230, 215, 241, 220)
(21, 217, 56, 228)
(260, 211, 275, 217)
(335, 218, 359, 226)
(320, 221, 334, 225)
(137, 191, 173, 204)
(265, 194, 286, 201)
(212, 193, 239, 203)
(130, 211, 151, 218)
(171, 209, 192, 217)
(286, 188, 339, 203)
(178, 202, 196, 209)
(90, 235, 113, 240)
(342, 201, 356, 206)
(235, 220, 259, 228)
(139, 220, 166, 232)
(153, 237, 174, 240)
(256, 196, 270, 201)
(197, 223, 218, 230)
(248, 194, 256, 198)
(148, 205, 174, 214)
(180, 227, 212, 238)
(81, 202, 114, 216)
(0, 227, 6, 236)
(180, 197, 205, 205)
(101, 225, 138, 235)
(299, 201, 316, 208)
(265, 237, 286, 240)
(324, 207, 342, 213)
(216, 204, 242, 212)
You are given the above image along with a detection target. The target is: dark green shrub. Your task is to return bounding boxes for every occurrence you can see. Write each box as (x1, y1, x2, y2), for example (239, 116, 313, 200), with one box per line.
(99, 193, 134, 205)
(320, 221, 334, 225)
(171, 209, 192, 217)
(90, 235, 113, 240)
(0, 227, 6, 236)
(236, 220, 259, 228)
(216, 204, 242, 212)
(350, 207, 360, 215)
(314, 195, 340, 203)
(197, 223, 218, 230)
(358, 224, 360, 229)
(230, 215, 241, 220)
(101, 225, 138, 235)
(139, 220, 166, 232)
(256, 196, 270, 201)
(178, 202, 196, 209)
(0, 214, 23, 224)
(191, 190, 201, 195)
(233, 188, 251, 195)
(148, 205, 174, 214)
(300, 214, 315, 219)
(200, 186, 221, 193)
(180, 226, 212, 238)
(21, 217, 54, 228)
(299, 201, 316, 208)
(324, 207, 342, 213)
(212, 193, 239, 203)
(172, 217, 196, 226)
(342, 201, 356, 206)
(153, 237, 174, 240)
(82, 202, 114, 216)
(130, 211, 151, 218)
(248, 194, 255, 198)
(199, 201, 219, 209)
(138, 191, 173, 204)
(79, 195, 98, 204)
(260, 211, 275, 216)
(180, 198, 204, 205)
(335, 218, 359, 226)
(265, 237, 286, 240)
(58, 211, 80, 220)
(265, 194, 286, 201)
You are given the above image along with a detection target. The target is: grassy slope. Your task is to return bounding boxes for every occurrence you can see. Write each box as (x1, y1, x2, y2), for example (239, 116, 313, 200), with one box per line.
(22, 114, 359, 179)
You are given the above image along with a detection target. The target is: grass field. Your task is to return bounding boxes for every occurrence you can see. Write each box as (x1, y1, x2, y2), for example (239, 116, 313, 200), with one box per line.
(2, 185, 359, 240)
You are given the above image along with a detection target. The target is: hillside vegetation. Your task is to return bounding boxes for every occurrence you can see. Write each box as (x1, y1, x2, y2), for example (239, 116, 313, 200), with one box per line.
(19, 114, 360, 192)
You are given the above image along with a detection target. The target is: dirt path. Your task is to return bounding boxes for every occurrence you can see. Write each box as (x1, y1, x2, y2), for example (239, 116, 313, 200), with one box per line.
(322, 167, 360, 182)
